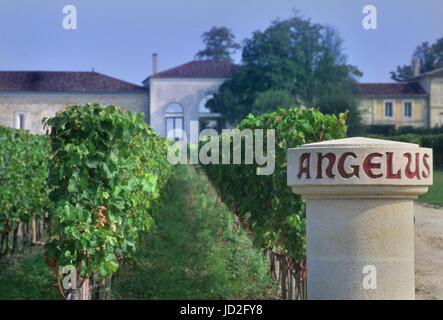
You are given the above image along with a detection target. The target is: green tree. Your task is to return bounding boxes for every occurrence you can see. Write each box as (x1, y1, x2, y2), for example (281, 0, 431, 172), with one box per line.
(196, 26, 241, 62)
(391, 37, 443, 81)
(252, 89, 298, 114)
(207, 13, 362, 135)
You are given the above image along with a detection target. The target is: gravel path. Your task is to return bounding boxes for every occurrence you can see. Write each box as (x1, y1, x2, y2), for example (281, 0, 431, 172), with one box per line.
(414, 203, 443, 300)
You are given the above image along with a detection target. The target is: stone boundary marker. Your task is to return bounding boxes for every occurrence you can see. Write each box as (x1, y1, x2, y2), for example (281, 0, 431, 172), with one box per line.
(287, 137, 433, 300)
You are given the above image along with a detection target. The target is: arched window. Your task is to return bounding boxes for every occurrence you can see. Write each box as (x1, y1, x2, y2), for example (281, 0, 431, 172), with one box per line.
(199, 95, 214, 113)
(165, 102, 183, 113)
(14, 112, 26, 130)
(165, 102, 184, 140)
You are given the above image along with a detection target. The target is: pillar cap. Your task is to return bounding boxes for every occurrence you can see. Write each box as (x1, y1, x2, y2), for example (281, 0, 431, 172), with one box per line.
(287, 137, 433, 198)
(300, 137, 418, 148)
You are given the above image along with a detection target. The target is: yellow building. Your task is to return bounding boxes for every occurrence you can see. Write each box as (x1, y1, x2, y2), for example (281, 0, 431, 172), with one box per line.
(414, 67, 443, 127)
(358, 63, 443, 129)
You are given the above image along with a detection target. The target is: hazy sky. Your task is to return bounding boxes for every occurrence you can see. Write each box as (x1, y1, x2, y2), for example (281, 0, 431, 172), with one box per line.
(0, 0, 442, 85)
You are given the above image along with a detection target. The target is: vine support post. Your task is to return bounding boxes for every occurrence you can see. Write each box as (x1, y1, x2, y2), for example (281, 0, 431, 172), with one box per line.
(269, 250, 275, 281)
(31, 215, 37, 244)
(80, 276, 90, 300)
(288, 268, 293, 300)
(287, 137, 433, 300)
(17, 222, 23, 252)
(275, 254, 280, 284)
(279, 257, 286, 299)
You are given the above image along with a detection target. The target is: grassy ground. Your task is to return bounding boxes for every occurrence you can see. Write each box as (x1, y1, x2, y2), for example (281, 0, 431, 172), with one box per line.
(112, 165, 275, 299)
(0, 246, 61, 300)
(0, 164, 275, 299)
(418, 170, 443, 207)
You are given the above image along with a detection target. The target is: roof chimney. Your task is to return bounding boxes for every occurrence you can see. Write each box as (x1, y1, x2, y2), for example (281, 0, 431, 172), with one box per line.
(413, 58, 420, 77)
(152, 53, 158, 75)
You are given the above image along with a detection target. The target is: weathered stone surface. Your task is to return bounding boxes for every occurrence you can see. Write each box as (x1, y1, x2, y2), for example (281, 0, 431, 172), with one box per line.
(0, 92, 149, 134)
(148, 78, 228, 141)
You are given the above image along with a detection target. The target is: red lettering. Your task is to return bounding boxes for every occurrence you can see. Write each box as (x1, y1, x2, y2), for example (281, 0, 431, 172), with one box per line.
(337, 152, 359, 178)
(316, 153, 336, 179)
(363, 153, 383, 178)
(422, 153, 431, 178)
(404, 152, 420, 179)
(297, 153, 311, 179)
(386, 152, 401, 179)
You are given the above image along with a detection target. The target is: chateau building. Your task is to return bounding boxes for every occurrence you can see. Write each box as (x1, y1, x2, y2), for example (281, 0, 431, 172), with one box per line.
(0, 57, 237, 141)
(0, 56, 442, 138)
(142, 56, 238, 141)
(0, 71, 148, 134)
(358, 60, 443, 128)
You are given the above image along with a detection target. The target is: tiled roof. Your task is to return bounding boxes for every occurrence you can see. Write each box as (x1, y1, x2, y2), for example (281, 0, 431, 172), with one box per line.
(358, 82, 427, 97)
(0, 71, 146, 92)
(147, 60, 239, 81)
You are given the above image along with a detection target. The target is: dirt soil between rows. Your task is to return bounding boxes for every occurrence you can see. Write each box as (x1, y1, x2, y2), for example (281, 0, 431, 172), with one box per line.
(414, 203, 443, 300)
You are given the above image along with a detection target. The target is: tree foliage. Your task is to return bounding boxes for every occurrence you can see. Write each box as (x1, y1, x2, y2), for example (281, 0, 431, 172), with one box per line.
(252, 89, 298, 114)
(43, 103, 172, 297)
(206, 13, 362, 135)
(196, 26, 241, 62)
(390, 37, 443, 81)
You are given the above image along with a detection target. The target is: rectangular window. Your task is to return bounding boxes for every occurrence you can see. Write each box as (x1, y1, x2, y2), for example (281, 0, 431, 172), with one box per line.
(385, 102, 393, 118)
(19, 114, 25, 129)
(15, 113, 26, 130)
(166, 118, 174, 137)
(404, 102, 412, 118)
(165, 117, 184, 141)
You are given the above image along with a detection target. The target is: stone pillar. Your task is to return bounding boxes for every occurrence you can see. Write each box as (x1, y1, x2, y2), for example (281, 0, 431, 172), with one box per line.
(287, 137, 433, 300)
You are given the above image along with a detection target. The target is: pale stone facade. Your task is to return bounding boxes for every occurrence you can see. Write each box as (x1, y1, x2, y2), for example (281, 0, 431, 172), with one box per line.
(0, 71, 149, 135)
(2, 62, 442, 137)
(358, 66, 443, 129)
(417, 74, 443, 127)
(146, 77, 226, 141)
(358, 97, 428, 128)
(0, 62, 234, 139)
(0, 91, 149, 134)
(142, 59, 237, 140)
